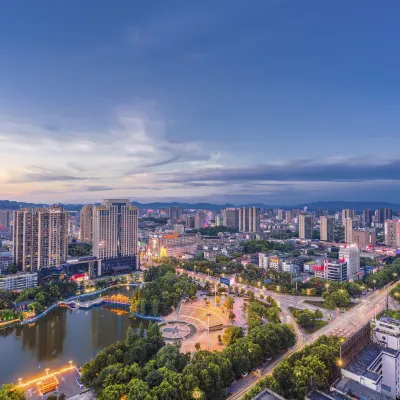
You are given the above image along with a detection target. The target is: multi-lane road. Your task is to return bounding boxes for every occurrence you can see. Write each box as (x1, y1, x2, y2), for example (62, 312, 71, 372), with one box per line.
(177, 268, 397, 399)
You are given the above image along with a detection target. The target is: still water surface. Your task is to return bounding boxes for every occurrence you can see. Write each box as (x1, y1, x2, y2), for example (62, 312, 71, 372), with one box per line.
(0, 287, 147, 385)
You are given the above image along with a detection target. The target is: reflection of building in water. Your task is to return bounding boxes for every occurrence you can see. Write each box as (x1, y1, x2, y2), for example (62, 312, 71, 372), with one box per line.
(21, 308, 67, 361)
(91, 308, 125, 351)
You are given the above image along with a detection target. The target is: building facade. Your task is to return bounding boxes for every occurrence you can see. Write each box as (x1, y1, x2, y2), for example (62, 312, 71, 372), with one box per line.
(362, 208, 372, 227)
(13, 206, 68, 271)
(0, 210, 12, 229)
(342, 209, 356, 226)
(92, 199, 139, 274)
(385, 221, 400, 248)
(299, 214, 313, 240)
(339, 244, 360, 279)
(238, 207, 260, 232)
(222, 208, 239, 230)
(320, 215, 335, 242)
(344, 217, 355, 244)
(0, 272, 38, 291)
(352, 229, 376, 249)
(194, 212, 206, 229)
(80, 205, 94, 244)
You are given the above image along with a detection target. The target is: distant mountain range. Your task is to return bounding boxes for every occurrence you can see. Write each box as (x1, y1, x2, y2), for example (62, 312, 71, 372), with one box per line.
(1, 199, 399, 212)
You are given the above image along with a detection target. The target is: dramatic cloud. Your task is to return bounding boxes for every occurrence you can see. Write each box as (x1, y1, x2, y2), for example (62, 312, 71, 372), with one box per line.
(157, 159, 400, 184)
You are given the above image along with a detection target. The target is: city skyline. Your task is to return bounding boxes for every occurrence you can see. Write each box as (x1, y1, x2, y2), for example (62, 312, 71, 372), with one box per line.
(1, 1, 400, 204)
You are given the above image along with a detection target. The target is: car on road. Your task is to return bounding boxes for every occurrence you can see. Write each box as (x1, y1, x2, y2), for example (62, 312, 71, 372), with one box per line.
(242, 372, 248, 377)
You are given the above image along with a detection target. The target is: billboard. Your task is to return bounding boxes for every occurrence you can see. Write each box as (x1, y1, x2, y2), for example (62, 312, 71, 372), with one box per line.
(220, 277, 232, 286)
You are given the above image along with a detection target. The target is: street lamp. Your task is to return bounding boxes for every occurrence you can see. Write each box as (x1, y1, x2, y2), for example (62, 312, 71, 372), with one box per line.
(69, 360, 73, 369)
(325, 283, 330, 293)
(18, 378, 22, 386)
(45, 368, 49, 376)
(206, 313, 211, 350)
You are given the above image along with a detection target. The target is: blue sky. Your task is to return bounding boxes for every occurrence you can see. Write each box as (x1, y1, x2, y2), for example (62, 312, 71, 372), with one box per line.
(1, 0, 400, 205)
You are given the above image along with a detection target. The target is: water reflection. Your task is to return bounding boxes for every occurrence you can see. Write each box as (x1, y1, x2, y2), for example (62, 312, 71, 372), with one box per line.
(0, 288, 147, 385)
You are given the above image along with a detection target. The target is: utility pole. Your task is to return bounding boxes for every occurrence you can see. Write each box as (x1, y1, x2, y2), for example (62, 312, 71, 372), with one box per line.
(214, 282, 217, 308)
(206, 313, 211, 350)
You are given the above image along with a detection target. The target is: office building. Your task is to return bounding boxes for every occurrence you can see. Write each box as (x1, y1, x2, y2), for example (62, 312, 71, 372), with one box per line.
(0, 255, 13, 274)
(362, 209, 372, 227)
(344, 217, 355, 244)
(194, 212, 206, 229)
(13, 206, 68, 271)
(185, 215, 195, 229)
(173, 224, 185, 234)
(0, 210, 12, 229)
(215, 215, 223, 226)
(80, 205, 94, 244)
(277, 209, 284, 221)
(384, 208, 393, 222)
(167, 207, 183, 223)
(385, 221, 400, 248)
(326, 259, 348, 282)
(239, 207, 260, 232)
(352, 229, 376, 249)
(148, 233, 199, 258)
(0, 272, 38, 291)
(339, 244, 360, 279)
(222, 208, 239, 230)
(342, 209, 356, 226)
(92, 199, 139, 274)
(285, 210, 292, 223)
(320, 216, 335, 242)
(299, 214, 313, 240)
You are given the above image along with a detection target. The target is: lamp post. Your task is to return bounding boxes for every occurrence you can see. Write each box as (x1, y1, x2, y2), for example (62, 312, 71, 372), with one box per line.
(325, 283, 330, 293)
(45, 368, 49, 376)
(206, 313, 211, 350)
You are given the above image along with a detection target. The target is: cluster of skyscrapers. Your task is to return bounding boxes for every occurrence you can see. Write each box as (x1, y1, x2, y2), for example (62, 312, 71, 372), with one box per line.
(221, 207, 261, 232)
(12, 199, 139, 275)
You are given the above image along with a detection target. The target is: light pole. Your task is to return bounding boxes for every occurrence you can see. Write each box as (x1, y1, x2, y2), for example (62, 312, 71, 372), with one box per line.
(373, 279, 376, 291)
(325, 283, 330, 293)
(206, 313, 211, 350)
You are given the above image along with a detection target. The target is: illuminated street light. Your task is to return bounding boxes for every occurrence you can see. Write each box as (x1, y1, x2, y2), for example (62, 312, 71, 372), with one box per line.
(325, 283, 330, 293)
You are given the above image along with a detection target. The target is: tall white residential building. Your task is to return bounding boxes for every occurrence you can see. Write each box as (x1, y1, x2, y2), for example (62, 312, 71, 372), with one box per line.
(80, 205, 94, 244)
(385, 221, 400, 248)
(342, 209, 356, 226)
(339, 244, 360, 280)
(92, 199, 138, 274)
(0, 210, 12, 229)
(194, 212, 206, 229)
(221, 208, 239, 229)
(299, 214, 313, 239)
(344, 217, 355, 244)
(13, 206, 68, 271)
(320, 215, 335, 242)
(239, 207, 260, 232)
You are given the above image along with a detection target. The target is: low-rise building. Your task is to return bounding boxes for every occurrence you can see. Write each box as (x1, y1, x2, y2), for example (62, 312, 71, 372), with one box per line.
(0, 273, 38, 291)
(0, 255, 13, 274)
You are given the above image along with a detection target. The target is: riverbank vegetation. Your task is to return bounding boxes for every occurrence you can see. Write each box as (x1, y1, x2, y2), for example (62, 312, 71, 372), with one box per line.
(243, 335, 342, 400)
(0, 281, 78, 316)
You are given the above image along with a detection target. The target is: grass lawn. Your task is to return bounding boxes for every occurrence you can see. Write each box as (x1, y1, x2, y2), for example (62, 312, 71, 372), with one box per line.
(288, 306, 329, 334)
